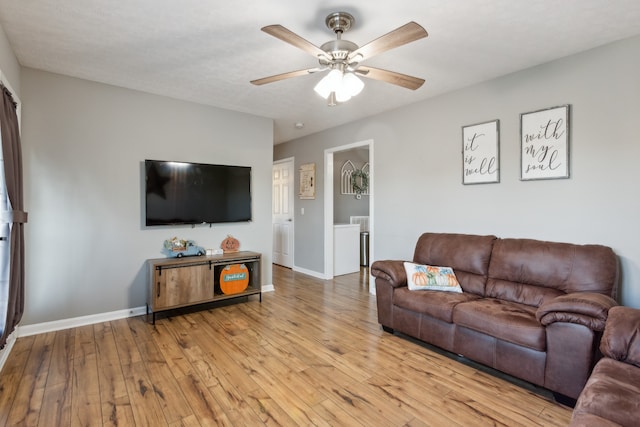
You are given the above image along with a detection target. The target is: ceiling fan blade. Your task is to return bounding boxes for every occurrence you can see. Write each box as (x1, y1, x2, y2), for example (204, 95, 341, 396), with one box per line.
(356, 66, 425, 90)
(348, 22, 427, 62)
(262, 25, 328, 59)
(251, 68, 318, 86)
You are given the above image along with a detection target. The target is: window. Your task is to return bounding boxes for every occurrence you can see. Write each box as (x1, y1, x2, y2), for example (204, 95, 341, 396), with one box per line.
(0, 80, 21, 346)
(0, 132, 9, 336)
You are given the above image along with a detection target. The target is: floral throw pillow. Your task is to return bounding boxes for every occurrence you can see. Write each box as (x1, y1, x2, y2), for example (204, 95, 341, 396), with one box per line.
(404, 262, 463, 292)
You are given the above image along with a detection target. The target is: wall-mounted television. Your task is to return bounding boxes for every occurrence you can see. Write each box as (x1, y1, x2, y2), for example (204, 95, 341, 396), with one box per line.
(144, 159, 252, 226)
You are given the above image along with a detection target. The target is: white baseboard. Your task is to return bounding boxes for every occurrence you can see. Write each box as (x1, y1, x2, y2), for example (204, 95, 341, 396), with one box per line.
(293, 265, 330, 280)
(262, 284, 275, 293)
(0, 330, 17, 374)
(17, 306, 148, 338)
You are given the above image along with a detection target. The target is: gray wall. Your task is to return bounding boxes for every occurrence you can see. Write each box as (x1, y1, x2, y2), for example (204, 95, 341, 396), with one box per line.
(275, 35, 640, 308)
(20, 68, 274, 325)
(334, 148, 369, 224)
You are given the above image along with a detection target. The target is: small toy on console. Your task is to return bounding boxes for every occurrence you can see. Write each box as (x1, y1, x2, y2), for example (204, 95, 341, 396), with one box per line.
(163, 237, 205, 258)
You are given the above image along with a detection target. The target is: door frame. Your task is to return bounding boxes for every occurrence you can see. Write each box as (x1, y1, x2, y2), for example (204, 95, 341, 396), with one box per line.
(324, 139, 374, 292)
(272, 157, 295, 268)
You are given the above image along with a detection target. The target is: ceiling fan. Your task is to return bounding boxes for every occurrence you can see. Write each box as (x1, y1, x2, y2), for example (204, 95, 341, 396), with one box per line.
(251, 12, 428, 105)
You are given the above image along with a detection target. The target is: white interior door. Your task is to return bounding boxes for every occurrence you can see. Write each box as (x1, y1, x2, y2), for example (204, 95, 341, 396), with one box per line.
(272, 159, 294, 268)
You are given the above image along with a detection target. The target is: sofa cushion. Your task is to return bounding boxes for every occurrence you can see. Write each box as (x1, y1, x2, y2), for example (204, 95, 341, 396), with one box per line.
(393, 287, 480, 323)
(569, 412, 621, 427)
(403, 262, 462, 292)
(571, 357, 640, 426)
(487, 238, 618, 307)
(600, 306, 640, 368)
(412, 233, 496, 296)
(452, 298, 546, 351)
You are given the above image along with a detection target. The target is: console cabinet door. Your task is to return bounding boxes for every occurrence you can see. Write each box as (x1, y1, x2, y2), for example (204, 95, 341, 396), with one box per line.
(154, 264, 213, 309)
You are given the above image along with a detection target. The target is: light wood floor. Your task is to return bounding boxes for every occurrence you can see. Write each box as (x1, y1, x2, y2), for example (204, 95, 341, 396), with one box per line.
(0, 265, 572, 426)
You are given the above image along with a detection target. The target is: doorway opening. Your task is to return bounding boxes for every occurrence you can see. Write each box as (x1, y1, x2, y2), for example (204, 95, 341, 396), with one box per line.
(324, 139, 374, 293)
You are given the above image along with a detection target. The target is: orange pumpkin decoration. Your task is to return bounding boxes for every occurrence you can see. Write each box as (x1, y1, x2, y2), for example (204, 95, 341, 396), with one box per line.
(220, 263, 249, 294)
(446, 274, 458, 287)
(220, 235, 240, 253)
(426, 266, 440, 274)
(412, 271, 428, 286)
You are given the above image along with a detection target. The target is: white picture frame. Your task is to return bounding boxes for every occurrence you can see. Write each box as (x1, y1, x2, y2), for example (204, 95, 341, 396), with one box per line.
(520, 105, 570, 180)
(462, 119, 500, 185)
(299, 162, 316, 199)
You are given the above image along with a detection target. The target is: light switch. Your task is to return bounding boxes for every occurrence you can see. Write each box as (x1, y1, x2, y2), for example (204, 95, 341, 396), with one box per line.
(301, 207, 305, 215)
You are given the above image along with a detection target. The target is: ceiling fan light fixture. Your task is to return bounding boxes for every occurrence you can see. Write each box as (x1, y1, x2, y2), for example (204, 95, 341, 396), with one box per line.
(254, 13, 428, 105)
(314, 69, 342, 99)
(342, 72, 364, 96)
(314, 69, 364, 104)
(335, 88, 352, 103)
(327, 92, 338, 107)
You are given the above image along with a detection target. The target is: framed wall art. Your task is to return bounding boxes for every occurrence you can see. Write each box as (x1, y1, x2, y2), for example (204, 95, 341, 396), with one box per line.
(520, 105, 570, 180)
(462, 119, 500, 184)
(299, 162, 316, 199)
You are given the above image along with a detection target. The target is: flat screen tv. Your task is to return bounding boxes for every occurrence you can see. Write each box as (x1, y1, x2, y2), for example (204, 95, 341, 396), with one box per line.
(144, 159, 252, 226)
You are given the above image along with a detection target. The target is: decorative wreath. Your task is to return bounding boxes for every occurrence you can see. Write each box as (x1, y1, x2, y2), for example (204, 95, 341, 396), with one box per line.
(351, 169, 369, 195)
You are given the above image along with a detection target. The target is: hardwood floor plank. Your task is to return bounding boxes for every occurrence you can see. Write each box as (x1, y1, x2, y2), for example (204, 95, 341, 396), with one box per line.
(174, 311, 266, 400)
(311, 397, 367, 427)
(238, 355, 331, 426)
(150, 320, 196, 379)
(100, 395, 136, 427)
(70, 325, 102, 427)
(173, 314, 238, 389)
(133, 330, 195, 424)
(175, 372, 232, 426)
(363, 372, 465, 426)
(168, 414, 202, 427)
(93, 322, 129, 422)
(325, 376, 416, 426)
(44, 328, 74, 388)
(0, 336, 35, 425)
(5, 332, 54, 426)
(111, 318, 142, 366)
(539, 400, 578, 425)
(252, 348, 328, 407)
(0, 265, 572, 426)
(241, 388, 296, 426)
(38, 381, 72, 427)
(120, 360, 167, 426)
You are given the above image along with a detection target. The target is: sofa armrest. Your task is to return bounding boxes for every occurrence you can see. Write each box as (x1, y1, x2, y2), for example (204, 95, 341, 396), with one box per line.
(536, 292, 618, 331)
(370, 260, 407, 288)
(600, 306, 640, 367)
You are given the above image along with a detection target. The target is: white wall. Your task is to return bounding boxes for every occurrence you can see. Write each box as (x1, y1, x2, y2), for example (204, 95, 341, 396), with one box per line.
(20, 68, 274, 325)
(275, 35, 640, 308)
(0, 21, 20, 97)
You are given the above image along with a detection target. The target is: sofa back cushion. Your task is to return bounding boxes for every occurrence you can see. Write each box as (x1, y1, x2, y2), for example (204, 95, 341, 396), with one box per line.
(413, 233, 496, 296)
(487, 238, 618, 307)
(600, 306, 640, 368)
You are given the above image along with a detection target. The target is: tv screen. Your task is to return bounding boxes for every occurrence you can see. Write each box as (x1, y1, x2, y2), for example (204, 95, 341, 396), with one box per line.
(145, 159, 252, 226)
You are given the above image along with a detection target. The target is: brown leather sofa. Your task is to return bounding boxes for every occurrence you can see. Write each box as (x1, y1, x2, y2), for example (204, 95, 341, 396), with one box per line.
(371, 232, 618, 400)
(570, 306, 640, 426)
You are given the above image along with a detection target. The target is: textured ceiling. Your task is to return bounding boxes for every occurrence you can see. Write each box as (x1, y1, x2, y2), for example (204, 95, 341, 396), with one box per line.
(1, 1, 639, 144)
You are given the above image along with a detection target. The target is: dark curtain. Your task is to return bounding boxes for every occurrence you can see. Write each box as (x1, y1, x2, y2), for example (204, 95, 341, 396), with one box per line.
(0, 84, 27, 349)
